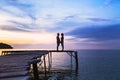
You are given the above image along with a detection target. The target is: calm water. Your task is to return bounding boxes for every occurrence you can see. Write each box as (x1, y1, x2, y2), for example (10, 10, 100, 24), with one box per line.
(51, 50, 120, 80)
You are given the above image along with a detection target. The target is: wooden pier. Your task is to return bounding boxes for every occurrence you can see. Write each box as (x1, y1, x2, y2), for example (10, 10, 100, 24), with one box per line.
(0, 50, 78, 80)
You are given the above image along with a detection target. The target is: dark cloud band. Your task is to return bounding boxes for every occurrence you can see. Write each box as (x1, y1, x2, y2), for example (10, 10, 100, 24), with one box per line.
(67, 24, 120, 41)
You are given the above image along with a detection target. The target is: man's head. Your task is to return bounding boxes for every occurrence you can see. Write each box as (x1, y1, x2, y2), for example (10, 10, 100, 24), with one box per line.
(57, 33, 59, 36)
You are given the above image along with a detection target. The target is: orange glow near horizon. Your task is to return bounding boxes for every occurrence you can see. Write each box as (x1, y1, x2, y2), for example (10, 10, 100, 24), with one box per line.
(0, 30, 77, 49)
(0, 30, 56, 45)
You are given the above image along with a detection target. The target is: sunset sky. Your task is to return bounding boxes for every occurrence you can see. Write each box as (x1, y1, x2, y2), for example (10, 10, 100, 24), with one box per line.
(0, 0, 120, 49)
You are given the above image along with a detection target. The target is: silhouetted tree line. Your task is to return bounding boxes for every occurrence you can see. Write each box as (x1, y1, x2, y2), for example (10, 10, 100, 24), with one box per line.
(0, 43, 13, 49)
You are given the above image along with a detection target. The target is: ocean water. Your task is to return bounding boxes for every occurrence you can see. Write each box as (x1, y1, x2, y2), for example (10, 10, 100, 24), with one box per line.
(50, 50, 120, 80)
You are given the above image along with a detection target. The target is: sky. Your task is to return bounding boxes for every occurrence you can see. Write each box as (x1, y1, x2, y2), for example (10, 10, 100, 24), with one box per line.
(0, 0, 120, 49)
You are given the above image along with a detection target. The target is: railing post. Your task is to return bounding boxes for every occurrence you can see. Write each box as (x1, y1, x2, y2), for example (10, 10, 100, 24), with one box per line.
(70, 52, 73, 70)
(43, 55, 47, 77)
(32, 62, 39, 80)
(75, 51, 78, 72)
(50, 52, 52, 69)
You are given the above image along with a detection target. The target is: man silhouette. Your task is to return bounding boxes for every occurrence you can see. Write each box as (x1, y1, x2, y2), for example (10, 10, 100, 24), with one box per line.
(56, 33, 60, 51)
(61, 33, 64, 51)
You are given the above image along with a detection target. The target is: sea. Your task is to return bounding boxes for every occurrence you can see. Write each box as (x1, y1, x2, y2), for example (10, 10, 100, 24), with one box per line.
(0, 49, 120, 80)
(49, 50, 120, 80)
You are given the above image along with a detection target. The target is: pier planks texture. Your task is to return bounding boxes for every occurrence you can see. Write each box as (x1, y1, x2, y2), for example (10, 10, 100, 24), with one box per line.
(0, 51, 48, 80)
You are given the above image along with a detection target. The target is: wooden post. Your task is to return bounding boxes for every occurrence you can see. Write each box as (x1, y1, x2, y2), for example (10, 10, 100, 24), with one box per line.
(48, 53, 51, 72)
(43, 55, 47, 77)
(50, 52, 52, 68)
(32, 63, 39, 80)
(70, 52, 72, 70)
(75, 51, 78, 72)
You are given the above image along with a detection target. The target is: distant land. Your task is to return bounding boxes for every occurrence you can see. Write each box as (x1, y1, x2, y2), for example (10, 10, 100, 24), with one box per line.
(0, 43, 13, 49)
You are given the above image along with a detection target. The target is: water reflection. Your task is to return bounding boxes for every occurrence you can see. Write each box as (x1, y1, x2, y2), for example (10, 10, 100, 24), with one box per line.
(38, 52, 77, 80)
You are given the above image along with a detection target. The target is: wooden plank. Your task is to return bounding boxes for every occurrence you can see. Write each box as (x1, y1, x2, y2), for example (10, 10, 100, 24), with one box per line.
(0, 66, 29, 72)
(49, 50, 76, 52)
(0, 76, 29, 80)
(0, 71, 28, 78)
(0, 51, 48, 80)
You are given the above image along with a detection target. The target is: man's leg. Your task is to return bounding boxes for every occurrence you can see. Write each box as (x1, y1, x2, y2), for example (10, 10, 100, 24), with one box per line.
(61, 43, 64, 51)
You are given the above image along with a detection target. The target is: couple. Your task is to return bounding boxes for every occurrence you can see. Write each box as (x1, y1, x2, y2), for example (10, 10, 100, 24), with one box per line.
(56, 33, 64, 51)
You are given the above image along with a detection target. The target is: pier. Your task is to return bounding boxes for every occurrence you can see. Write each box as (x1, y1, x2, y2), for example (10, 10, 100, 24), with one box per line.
(0, 50, 78, 80)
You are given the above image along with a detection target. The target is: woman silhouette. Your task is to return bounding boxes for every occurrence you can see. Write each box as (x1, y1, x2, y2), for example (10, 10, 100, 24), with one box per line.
(56, 33, 60, 51)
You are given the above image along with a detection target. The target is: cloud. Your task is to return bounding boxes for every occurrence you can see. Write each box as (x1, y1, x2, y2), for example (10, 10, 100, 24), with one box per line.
(46, 20, 80, 32)
(63, 15, 77, 20)
(46, 15, 114, 33)
(0, 10, 36, 32)
(66, 24, 120, 41)
(88, 18, 111, 22)
(46, 15, 90, 32)
(105, 0, 120, 5)
(0, 0, 36, 20)
(0, 0, 38, 32)
(9, 21, 32, 29)
(0, 21, 38, 32)
(1, 25, 30, 32)
(66, 24, 120, 49)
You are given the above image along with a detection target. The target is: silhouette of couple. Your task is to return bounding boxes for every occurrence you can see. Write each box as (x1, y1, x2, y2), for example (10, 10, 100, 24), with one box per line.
(56, 33, 64, 51)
